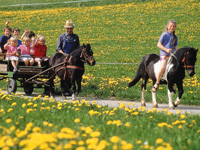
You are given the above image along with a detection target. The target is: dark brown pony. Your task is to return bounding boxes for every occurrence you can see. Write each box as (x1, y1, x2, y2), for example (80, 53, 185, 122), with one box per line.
(48, 43, 95, 100)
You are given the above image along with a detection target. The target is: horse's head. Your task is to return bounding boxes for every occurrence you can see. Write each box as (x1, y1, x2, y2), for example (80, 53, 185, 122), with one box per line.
(182, 47, 198, 77)
(81, 43, 96, 66)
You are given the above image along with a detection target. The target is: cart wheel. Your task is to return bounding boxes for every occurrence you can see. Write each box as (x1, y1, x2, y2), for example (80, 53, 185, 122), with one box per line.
(24, 83, 34, 95)
(7, 78, 17, 94)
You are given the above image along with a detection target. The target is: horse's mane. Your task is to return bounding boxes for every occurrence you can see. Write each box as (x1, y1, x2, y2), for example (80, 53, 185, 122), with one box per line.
(175, 46, 196, 56)
(69, 45, 83, 57)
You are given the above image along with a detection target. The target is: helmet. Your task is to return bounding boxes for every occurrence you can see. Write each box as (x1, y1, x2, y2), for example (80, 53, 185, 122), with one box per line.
(64, 20, 74, 28)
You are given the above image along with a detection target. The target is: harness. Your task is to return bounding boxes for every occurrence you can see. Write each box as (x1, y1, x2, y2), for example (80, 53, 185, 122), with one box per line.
(55, 47, 92, 80)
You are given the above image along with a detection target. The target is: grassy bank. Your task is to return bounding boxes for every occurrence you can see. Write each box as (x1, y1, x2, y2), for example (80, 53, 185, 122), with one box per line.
(0, 93, 200, 149)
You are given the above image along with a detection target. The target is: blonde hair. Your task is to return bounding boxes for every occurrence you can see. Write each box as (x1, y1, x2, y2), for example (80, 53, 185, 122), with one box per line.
(23, 36, 30, 41)
(38, 36, 46, 43)
(9, 36, 18, 41)
(165, 19, 177, 45)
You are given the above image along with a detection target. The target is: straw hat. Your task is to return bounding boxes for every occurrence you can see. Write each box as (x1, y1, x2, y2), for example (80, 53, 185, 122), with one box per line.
(64, 20, 74, 28)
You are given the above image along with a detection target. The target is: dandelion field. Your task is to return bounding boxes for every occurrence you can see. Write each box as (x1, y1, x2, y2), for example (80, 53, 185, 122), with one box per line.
(0, 93, 200, 150)
(0, 0, 200, 105)
(0, 0, 199, 105)
(0, 1, 200, 149)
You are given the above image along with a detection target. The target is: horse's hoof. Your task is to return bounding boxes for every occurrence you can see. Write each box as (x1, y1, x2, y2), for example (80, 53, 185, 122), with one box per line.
(173, 103, 178, 107)
(50, 96, 54, 99)
(152, 103, 158, 108)
(169, 103, 175, 109)
(173, 101, 179, 107)
(169, 106, 175, 109)
(71, 94, 76, 101)
(141, 103, 146, 107)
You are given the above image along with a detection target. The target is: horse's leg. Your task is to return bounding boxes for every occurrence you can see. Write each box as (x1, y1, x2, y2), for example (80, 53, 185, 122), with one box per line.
(152, 81, 158, 108)
(75, 75, 82, 95)
(167, 81, 177, 109)
(49, 76, 55, 98)
(173, 81, 184, 107)
(141, 75, 149, 107)
(71, 77, 76, 101)
(61, 79, 71, 96)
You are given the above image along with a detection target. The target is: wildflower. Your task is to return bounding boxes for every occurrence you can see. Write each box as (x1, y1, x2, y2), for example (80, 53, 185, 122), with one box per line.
(121, 143, 133, 150)
(32, 127, 42, 132)
(85, 127, 93, 134)
(137, 140, 142, 144)
(64, 143, 72, 149)
(178, 125, 182, 129)
(6, 118, 12, 123)
(110, 136, 120, 143)
(158, 122, 167, 127)
(22, 103, 26, 108)
(176, 110, 181, 114)
(90, 131, 100, 137)
(11, 102, 17, 107)
(156, 138, 163, 144)
(125, 122, 131, 127)
(180, 114, 185, 119)
(78, 140, 84, 145)
(131, 111, 139, 115)
(74, 118, 80, 123)
(43, 121, 48, 126)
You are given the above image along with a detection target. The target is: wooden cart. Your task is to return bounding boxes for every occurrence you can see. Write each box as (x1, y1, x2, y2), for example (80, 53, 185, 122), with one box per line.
(0, 59, 50, 95)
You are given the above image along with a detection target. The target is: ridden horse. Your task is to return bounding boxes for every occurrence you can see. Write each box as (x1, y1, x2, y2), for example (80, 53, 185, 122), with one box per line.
(48, 43, 96, 100)
(128, 47, 198, 108)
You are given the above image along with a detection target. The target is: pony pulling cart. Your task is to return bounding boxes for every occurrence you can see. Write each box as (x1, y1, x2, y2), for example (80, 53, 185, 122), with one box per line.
(0, 43, 95, 100)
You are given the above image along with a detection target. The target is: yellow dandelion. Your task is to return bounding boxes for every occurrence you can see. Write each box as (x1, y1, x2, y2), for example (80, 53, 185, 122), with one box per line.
(156, 138, 163, 144)
(6, 118, 12, 123)
(110, 136, 120, 143)
(74, 118, 80, 123)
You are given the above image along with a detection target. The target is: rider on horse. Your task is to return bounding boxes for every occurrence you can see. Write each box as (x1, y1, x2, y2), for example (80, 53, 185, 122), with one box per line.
(152, 20, 178, 92)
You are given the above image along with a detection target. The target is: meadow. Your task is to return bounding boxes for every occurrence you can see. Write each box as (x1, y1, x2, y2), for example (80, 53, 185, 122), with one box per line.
(0, 0, 200, 105)
(0, 93, 200, 150)
(0, 1, 200, 149)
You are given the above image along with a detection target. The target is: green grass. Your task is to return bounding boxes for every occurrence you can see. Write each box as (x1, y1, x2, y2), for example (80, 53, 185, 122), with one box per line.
(0, 0, 200, 105)
(0, 95, 200, 149)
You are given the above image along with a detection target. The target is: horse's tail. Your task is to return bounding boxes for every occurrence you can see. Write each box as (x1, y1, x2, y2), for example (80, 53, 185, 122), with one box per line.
(128, 59, 145, 88)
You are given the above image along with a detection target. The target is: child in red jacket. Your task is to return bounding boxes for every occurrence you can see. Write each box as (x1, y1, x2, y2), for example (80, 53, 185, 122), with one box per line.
(34, 34, 48, 67)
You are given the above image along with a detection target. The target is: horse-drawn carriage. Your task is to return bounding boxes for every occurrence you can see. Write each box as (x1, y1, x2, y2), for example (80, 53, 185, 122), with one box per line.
(0, 57, 50, 95)
(0, 43, 96, 99)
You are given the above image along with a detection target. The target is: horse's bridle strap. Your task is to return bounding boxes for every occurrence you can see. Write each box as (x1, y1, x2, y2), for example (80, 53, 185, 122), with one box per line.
(66, 65, 84, 70)
(182, 54, 194, 68)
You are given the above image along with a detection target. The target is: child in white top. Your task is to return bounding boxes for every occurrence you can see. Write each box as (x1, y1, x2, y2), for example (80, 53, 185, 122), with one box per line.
(4, 37, 19, 72)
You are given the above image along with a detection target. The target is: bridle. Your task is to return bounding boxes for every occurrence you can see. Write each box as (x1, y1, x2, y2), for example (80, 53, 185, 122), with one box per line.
(182, 51, 194, 70)
(80, 47, 94, 63)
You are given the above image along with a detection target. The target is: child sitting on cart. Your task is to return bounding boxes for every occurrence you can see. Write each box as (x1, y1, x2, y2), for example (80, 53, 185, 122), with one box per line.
(0, 23, 12, 60)
(4, 37, 19, 72)
(33, 34, 48, 67)
(18, 36, 34, 66)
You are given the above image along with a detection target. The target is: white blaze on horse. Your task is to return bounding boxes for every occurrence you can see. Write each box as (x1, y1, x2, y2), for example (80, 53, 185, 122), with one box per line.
(128, 47, 198, 109)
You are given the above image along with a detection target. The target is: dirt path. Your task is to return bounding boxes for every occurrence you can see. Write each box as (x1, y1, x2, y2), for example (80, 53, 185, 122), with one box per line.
(24, 93, 200, 115)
